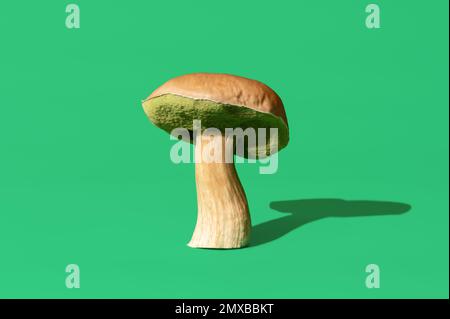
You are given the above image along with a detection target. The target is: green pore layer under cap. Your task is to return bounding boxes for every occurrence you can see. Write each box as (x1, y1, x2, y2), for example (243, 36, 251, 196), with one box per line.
(143, 94, 289, 156)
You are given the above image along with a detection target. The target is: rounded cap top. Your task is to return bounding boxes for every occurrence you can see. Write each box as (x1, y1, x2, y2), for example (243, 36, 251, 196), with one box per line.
(147, 73, 288, 126)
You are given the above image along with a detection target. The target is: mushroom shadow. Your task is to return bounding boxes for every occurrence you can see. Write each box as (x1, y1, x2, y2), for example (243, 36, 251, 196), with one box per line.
(250, 199, 411, 247)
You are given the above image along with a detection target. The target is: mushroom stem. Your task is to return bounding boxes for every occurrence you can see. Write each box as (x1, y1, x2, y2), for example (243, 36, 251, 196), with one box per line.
(188, 134, 251, 249)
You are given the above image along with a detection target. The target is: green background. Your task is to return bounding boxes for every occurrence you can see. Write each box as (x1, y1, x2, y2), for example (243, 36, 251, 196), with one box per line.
(0, 0, 448, 298)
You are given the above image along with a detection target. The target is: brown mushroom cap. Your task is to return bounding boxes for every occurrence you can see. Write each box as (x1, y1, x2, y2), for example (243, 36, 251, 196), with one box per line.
(142, 73, 289, 156)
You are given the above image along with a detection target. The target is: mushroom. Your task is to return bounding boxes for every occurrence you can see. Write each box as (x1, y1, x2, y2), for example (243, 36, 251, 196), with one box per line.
(142, 73, 289, 249)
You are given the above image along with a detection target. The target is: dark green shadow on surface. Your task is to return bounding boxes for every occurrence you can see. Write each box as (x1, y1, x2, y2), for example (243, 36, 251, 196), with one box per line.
(250, 199, 411, 247)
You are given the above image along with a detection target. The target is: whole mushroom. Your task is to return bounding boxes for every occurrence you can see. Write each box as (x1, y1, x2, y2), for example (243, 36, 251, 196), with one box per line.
(142, 73, 289, 249)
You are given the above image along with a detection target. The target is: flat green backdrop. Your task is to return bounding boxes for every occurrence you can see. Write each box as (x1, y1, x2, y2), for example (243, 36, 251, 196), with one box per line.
(0, 0, 448, 298)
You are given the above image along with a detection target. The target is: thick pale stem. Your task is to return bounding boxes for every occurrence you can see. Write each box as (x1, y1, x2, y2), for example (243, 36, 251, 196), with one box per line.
(188, 134, 251, 249)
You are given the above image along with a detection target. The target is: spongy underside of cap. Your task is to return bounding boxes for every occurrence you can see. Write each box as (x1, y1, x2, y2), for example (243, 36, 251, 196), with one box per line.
(143, 94, 289, 155)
